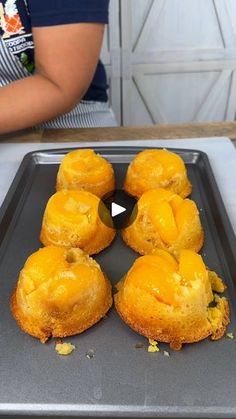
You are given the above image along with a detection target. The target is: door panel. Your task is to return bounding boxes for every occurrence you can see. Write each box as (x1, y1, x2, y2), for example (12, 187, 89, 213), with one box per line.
(101, 0, 121, 124)
(121, 0, 236, 125)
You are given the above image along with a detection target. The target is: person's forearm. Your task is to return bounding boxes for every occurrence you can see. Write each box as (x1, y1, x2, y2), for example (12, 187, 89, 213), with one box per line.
(0, 74, 83, 134)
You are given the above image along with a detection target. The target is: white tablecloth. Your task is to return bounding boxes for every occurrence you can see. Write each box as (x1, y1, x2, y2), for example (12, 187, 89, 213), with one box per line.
(0, 137, 235, 233)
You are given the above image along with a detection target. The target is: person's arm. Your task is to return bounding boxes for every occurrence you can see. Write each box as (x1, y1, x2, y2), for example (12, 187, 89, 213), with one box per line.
(0, 23, 105, 134)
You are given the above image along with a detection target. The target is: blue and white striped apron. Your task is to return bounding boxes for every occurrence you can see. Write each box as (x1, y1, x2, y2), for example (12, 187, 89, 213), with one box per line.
(0, 37, 117, 128)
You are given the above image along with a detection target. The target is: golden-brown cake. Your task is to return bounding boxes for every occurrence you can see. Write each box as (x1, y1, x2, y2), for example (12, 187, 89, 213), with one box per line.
(40, 190, 116, 254)
(122, 188, 204, 258)
(124, 149, 192, 199)
(115, 249, 230, 350)
(11, 246, 112, 343)
(56, 149, 115, 198)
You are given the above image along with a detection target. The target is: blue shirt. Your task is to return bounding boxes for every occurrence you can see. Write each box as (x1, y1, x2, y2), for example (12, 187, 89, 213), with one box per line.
(0, 0, 109, 101)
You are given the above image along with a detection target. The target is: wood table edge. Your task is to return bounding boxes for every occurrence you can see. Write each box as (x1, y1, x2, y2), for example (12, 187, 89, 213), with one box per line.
(0, 122, 235, 144)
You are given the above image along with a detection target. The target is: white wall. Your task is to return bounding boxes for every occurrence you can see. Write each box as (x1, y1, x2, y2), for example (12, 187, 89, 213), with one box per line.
(101, 0, 236, 126)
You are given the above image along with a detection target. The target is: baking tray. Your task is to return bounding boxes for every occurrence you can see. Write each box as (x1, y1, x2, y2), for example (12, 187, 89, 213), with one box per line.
(0, 146, 236, 419)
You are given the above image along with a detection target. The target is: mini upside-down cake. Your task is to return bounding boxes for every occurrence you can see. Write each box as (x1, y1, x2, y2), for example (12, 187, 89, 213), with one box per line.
(124, 149, 192, 199)
(114, 249, 230, 350)
(11, 246, 112, 343)
(56, 149, 115, 198)
(40, 190, 116, 254)
(122, 188, 203, 258)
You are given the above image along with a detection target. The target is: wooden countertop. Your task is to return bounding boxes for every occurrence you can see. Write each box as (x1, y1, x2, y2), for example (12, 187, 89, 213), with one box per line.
(0, 121, 236, 144)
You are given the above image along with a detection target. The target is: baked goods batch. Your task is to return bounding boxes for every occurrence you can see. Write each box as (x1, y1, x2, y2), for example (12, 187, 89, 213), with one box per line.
(56, 149, 115, 198)
(10, 148, 230, 350)
(124, 149, 192, 199)
(115, 249, 229, 350)
(40, 189, 115, 254)
(122, 188, 204, 258)
(11, 150, 115, 342)
(11, 246, 112, 343)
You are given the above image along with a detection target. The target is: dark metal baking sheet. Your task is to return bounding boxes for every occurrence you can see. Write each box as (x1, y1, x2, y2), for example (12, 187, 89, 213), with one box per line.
(0, 146, 236, 419)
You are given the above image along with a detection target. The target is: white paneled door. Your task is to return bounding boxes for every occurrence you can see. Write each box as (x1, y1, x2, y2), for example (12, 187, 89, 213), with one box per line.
(102, 0, 236, 126)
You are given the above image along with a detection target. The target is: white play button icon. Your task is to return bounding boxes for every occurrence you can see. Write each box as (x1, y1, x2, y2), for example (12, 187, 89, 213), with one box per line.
(111, 202, 126, 218)
(98, 189, 137, 229)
